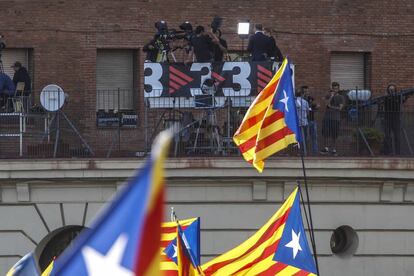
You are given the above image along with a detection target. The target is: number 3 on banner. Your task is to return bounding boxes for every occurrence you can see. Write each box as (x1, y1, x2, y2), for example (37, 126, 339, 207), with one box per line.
(190, 63, 211, 96)
(222, 62, 251, 96)
(144, 63, 163, 97)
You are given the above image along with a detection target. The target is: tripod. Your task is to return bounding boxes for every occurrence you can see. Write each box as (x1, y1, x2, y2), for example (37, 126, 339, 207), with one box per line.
(45, 110, 94, 158)
(192, 107, 222, 155)
(160, 47, 178, 62)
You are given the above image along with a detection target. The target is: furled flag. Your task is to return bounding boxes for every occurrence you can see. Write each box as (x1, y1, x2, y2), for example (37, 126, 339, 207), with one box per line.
(6, 252, 40, 276)
(41, 259, 54, 276)
(176, 223, 203, 276)
(202, 187, 317, 275)
(233, 58, 301, 172)
(161, 217, 201, 275)
(49, 130, 172, 276)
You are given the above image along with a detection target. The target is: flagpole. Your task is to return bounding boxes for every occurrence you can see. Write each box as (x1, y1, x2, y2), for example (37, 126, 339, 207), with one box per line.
(299, 146, 320, 275)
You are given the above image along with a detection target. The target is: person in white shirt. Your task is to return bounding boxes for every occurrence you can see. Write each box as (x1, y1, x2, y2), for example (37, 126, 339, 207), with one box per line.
(295, 89, 310, 155)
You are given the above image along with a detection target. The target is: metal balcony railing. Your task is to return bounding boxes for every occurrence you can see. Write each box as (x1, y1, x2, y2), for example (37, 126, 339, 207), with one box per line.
(0, 87, 412, 159)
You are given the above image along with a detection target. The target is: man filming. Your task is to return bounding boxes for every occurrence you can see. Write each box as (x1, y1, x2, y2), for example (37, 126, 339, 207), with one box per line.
(211, 29, 227, 62)
(189, 26, 223, 63)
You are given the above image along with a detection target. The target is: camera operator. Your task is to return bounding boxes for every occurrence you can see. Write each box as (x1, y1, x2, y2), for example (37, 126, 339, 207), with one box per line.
(190, 26, 222, 63)
(211, 29, 227, 62)
(143, 21, 172, 62)
(143, 37, 159, 62)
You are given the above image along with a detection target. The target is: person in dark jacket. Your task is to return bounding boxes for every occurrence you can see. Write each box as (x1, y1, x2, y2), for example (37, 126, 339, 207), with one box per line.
(11, 62, 31, 95)
(264, 28, 283, 62)
(211, 29, 228, 62)
(381, 84, 408, 155)
(143, 37, 159, 62)
(247, 24, 272, 61)
(190, 26, 219, 63)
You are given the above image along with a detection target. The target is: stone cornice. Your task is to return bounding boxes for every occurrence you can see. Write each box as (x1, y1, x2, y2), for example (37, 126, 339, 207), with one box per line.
(0, 157, 412, 181)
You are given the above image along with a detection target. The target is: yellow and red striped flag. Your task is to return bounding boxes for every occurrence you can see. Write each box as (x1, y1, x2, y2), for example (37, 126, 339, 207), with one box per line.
(201, 187, 317, 275)
(233, 58, 300, 172)
(161, 218, 201, 275)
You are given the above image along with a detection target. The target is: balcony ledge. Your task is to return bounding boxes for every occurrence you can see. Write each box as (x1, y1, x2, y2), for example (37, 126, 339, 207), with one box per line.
(0, 157, 413, 181)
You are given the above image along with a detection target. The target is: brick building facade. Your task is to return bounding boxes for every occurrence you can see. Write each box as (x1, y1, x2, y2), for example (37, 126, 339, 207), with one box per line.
(1, 0, 413, 155)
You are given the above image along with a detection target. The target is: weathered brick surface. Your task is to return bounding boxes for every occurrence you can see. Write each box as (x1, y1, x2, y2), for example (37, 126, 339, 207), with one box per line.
(1, 0, 413, 156)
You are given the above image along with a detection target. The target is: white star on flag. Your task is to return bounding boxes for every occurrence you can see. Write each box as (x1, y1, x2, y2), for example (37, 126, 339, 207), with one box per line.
(172, 244, 177, 258)
(82, 234, 133, 276)
(285, 229, 303, 259)
(279, 90, 289, 112)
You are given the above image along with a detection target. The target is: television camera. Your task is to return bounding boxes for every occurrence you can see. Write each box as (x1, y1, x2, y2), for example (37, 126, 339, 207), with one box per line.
(144, 17, 224, 62)
(146, 20, 194, 62)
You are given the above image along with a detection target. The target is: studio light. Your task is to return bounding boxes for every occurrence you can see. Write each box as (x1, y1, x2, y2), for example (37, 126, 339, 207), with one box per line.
(237, 21, 250, 61)
(237, 22, 250, 36)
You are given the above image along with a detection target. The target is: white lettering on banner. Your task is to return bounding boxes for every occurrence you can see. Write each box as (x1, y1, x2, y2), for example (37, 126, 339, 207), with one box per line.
(190, 63, 212, 96)
(144, 63, 163, 97)
(222, 62, 251, 96)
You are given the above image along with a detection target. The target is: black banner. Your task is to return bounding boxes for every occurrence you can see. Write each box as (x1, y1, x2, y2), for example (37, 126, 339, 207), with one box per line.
(144, 62, 294, 108)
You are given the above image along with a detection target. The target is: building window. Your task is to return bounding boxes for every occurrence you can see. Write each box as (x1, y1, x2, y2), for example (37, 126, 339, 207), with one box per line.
(330, 52, 370, 90)
(96, 49, 135, 111)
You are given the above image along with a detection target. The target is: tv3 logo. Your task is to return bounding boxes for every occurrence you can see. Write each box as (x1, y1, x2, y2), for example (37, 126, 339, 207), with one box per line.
(144, 62, 252, 97)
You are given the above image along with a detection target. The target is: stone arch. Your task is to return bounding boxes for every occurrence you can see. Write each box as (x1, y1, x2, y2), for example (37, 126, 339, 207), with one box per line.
(34, 225, 86, 272)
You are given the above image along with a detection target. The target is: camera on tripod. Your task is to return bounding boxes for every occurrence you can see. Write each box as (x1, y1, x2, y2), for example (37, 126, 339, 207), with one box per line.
(149, 20, 194, 62)
(154, 20, 193, 41)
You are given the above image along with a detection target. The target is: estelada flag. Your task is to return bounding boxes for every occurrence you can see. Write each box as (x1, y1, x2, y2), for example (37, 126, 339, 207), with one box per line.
(161, 218, 201, 275)
(202, 187, 317, 275)
(176, 224, 203, 276)
(6, 252, 40, 276)
(49, 130, 172, 276)
(233, 58, 301, 172)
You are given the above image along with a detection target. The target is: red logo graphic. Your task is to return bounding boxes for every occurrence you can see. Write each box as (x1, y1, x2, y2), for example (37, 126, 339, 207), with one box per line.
(169, 66, 194, 94)
(211, 71, 226, 83)
(257, 65, 272, 93)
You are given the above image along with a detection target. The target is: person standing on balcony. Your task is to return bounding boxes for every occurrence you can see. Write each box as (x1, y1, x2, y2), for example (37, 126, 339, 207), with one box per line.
(381, 84, 409, 155)
(295, 89, 310, 155)
(190, 26, 215, 63)
(247, 24, 272, 61)
(211, 28, 228, 62)
(264, 28, 283, 62)
(321, 82, 344, 156)
(303, 86, 320, 155)
(11, 62, 31, 96)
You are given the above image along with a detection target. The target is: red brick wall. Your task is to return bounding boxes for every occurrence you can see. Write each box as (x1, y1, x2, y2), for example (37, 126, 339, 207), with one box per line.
(1, 0, 413, 155)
